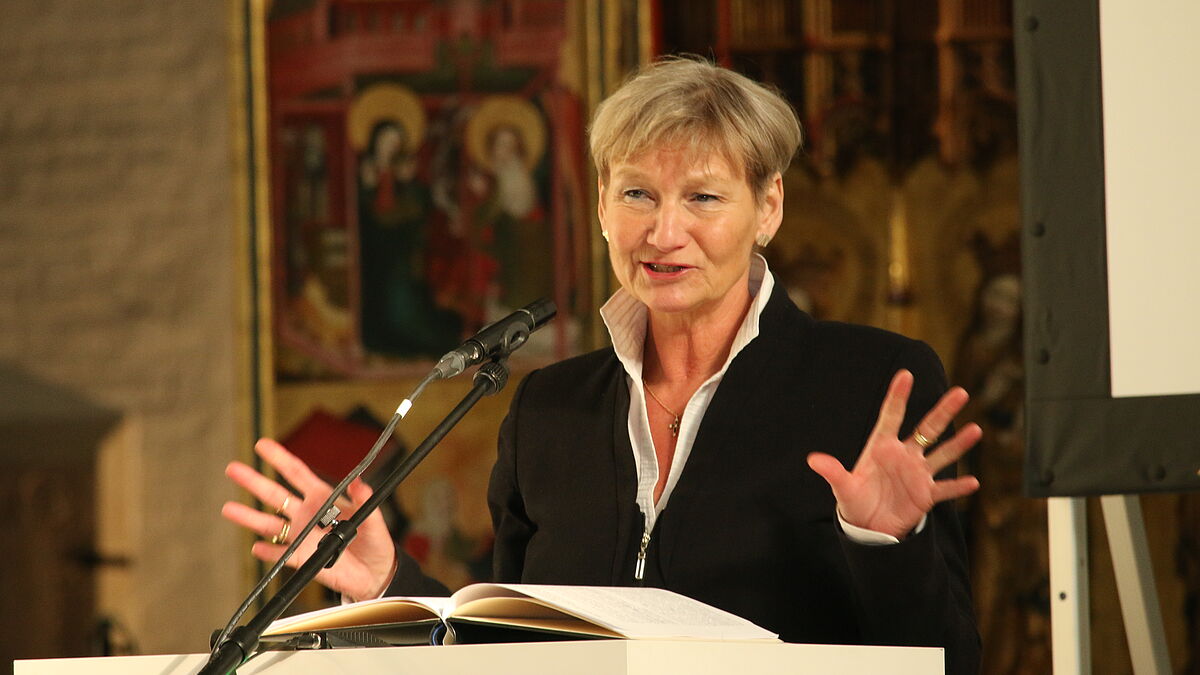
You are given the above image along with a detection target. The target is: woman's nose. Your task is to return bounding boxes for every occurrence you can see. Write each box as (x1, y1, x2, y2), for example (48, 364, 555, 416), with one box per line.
(646, 201, 688, 250)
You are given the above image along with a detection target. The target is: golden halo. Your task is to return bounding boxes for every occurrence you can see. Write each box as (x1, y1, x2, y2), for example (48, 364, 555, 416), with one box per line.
(465, 96, 547, 172)
(347, 84, 426, 153)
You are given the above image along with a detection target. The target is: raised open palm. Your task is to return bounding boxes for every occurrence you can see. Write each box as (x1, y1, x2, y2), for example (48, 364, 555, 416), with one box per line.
(221, 438, 397, 602)
(807, 369, 981, 539)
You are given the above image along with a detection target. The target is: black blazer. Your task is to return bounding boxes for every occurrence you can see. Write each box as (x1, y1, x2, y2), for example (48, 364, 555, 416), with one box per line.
(393, 284, 980, 673)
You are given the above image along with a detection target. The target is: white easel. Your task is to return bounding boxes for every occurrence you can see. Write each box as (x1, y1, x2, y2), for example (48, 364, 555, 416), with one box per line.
(1048, 495, 1172, 674)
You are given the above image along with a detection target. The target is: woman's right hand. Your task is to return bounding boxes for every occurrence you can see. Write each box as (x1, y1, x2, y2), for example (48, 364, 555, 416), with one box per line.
(221, 438, 398, 602)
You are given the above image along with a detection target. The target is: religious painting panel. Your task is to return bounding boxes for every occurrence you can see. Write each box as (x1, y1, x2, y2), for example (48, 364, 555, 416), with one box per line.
(267, 0, 589, 381)
(245, 0, 599, 602)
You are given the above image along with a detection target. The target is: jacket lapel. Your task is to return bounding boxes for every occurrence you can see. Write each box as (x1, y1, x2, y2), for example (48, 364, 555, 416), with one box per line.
(654, 284, 812, 576)
(608, 371, 639, 582)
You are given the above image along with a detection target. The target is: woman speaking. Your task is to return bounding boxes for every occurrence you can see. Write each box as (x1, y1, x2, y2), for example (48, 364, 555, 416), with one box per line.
(224, 57, 982, 673)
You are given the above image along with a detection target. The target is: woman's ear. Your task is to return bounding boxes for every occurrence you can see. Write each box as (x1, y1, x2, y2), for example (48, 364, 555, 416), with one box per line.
(758, 172, 784, 241)
(596, 176, 608, 226)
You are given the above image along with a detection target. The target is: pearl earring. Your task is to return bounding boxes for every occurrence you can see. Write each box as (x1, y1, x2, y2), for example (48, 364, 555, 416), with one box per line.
(601, 230, 610, 242)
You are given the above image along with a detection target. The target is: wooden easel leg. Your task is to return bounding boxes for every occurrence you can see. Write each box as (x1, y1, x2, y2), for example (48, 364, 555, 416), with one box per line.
(1049, 496, 1091, 675)
(1100, 494, 1171, 675)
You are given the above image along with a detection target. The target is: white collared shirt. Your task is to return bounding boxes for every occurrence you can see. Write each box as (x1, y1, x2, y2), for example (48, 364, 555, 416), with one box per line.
(601, 254, 773, 535)
(600, 254, 911, 549)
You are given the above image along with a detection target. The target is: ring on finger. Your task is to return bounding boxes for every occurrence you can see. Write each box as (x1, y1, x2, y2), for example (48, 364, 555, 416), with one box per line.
(275, 495, 291, 519)
(270, 520, 291, 545)
(913, 429, 937, 449)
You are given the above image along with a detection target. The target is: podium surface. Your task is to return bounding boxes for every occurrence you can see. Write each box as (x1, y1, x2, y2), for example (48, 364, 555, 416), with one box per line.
(15, 640, 943, 674)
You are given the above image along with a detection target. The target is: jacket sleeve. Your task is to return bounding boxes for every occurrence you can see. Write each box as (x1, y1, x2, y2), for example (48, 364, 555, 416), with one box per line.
(384, 548, 451, 597)
(487, 371, 538, 583)
(385, 369, 540, 596)
(837, 339, 981, 675)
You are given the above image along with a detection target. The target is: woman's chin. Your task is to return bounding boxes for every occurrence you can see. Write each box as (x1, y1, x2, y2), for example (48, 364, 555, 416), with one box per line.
(637, 290, 707, 317)
(622, 275, 732, 318)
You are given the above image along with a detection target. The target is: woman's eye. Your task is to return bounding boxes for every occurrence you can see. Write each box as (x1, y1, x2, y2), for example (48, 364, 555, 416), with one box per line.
(622, 189, 649, 201)
(692, 193, 720, 203)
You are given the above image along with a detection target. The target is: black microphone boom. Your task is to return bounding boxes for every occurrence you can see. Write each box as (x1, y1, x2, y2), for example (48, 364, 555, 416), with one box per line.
(432, 298, 556, 379)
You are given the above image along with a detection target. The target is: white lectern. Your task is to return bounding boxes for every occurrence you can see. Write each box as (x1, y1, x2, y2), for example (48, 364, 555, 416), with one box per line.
(15, 640, 943, 674)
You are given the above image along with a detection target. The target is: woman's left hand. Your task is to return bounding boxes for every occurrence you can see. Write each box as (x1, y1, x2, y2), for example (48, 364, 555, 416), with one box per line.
(806, 369, 981, 539)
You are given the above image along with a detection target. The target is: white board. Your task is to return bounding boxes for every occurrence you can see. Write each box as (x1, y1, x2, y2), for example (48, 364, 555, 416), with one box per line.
(1101, 0, 1200, 398)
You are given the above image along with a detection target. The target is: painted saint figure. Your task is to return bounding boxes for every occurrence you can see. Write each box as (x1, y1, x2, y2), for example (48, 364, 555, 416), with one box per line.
(464, 97, 552, 320)
(352, 86, 462, 358)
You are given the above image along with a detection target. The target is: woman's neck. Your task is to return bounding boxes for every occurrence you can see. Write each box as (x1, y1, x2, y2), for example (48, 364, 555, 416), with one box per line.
(642, 284, 753, 386)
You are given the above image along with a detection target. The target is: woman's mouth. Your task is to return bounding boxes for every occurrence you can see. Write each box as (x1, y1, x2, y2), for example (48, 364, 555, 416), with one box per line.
(645, 262, 688, 274)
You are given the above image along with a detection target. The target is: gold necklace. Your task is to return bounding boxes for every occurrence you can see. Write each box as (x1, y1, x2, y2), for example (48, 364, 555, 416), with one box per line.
(643, 382, 681, 437)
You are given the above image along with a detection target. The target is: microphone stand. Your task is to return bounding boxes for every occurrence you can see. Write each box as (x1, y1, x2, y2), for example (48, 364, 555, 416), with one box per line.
(201, 358, 511, 675)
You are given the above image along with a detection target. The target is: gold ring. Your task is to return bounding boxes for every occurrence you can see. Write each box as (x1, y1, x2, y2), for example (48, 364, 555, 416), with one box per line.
(270, 520, 290, 545)
(913, 430, 936, 449)
(275, 495, 291, 518)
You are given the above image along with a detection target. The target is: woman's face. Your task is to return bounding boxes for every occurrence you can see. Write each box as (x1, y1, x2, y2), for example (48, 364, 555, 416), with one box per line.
(598, 145, 782, 318)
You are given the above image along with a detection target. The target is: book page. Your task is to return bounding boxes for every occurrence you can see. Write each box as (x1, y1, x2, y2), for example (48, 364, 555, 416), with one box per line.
(450, 584, 778, 641)
(264, 596, 454, 635)
(449, 612, 623, 638)
(449, 597, 620, 637)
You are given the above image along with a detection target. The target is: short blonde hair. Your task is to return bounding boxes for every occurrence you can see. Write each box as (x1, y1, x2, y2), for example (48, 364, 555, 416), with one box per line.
(589, 56, 803, 198)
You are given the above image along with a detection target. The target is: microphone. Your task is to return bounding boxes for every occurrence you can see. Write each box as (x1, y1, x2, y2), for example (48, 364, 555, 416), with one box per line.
(432, 298, 556, 379)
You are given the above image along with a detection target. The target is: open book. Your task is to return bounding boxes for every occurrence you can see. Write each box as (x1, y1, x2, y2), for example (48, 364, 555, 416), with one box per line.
(263, 583, 779, 647)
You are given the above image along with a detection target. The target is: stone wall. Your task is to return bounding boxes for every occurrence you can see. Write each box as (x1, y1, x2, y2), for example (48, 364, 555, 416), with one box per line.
(0, 0, 244, 655)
